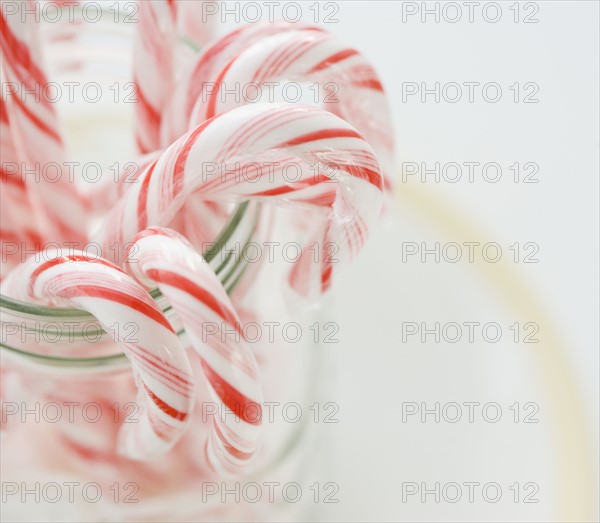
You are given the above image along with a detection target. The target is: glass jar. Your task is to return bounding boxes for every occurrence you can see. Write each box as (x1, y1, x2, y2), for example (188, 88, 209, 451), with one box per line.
(0, 202, 332, 522)
(1, 5, 334, 521)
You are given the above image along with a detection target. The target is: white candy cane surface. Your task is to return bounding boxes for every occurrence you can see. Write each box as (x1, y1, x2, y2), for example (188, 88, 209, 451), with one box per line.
(0, 0, 88, 242)
(95, 103, 383, 297)
(1, 250, 195, 460)
(126, 227, 262, 474)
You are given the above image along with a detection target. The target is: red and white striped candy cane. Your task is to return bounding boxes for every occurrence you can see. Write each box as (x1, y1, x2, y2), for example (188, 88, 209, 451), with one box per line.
(162, 23, 392, 250)
(132, 0, 177, 154)
(125, 227, 262, 474)
(133, 0, 216, 154)
(161, 23, 324, 247)
(1, 250, 195, 460)
(189, 26, 394, 191)
(95, 103, 383, 298)
(0, 0, 88, 243)
(169, 0, 216, 64)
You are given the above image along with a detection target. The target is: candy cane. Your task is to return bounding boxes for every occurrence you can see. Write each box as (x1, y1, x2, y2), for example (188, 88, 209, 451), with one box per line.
(0, 250, 195, 460)
(160, 23, 393, 187)
(189, 26, 394, 190)
(126, 227, 262, 474)
(0, 0, 88, 243)
(175, 0, 216, 50)
(132, 0, 176, 154)
(0, 97, 43, 274)
(95, 103, 383, 298)
(133, 0, 216, 154)
(163, 22, 392, 249)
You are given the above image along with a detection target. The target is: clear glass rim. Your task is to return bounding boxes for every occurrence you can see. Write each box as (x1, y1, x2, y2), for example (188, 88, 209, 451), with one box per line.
(0, 202, 252, 317)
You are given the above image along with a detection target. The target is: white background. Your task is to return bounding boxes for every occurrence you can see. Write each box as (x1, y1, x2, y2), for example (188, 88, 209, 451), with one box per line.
(216, 1, 599, 521)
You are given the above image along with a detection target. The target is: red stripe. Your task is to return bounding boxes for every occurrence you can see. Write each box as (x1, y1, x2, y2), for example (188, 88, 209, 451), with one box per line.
(202, 360, 261, 426)
(134, 77, 160, 153)
(0, 10, 49, 91)
(172, 117, 214, 194)
(309, 48, 359, 73)
(321, 224, 333, 292)
(144, 384, 188, 421)
(166, 0, 177, 15)
(302, 190, 337, 207)
(280, 128, 363, 147)
(29, 255, 119, 296)
(326, 160, 383, 190)
(137, 159, 157, 231)
(129, 345, 193, 393)
(146, 268, 240, 333)
(0, 97, 8, 123)
(131, 226, 171, 245)
(212, 416, 254, 461)
(353, 78, 384, 92)
(55, 285, 175, 333)
(251, 172, 331, 198)
(1, 167, 25, 189)
(186, 26, 248, 115)
(205, 58, 236, 119)
(12, 93, 62, 144)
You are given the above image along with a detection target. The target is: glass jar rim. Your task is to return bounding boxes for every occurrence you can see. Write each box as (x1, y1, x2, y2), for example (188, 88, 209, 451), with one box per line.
(1, 201, 253, 318)
(0, 202, 259, 366)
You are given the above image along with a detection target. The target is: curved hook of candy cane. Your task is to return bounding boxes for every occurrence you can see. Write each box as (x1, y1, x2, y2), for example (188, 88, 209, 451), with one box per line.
(188, 27, 394, 191)
(160, 22, 324, 147)
(0, 250, 195, 460)
(95, 103, 383, 299)
(162, 22, 392, 254)
(125, 227, 263, 474)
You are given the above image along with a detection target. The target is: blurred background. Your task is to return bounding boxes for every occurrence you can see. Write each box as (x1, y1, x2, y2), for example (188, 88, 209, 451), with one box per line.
(216, 1, 598, 521)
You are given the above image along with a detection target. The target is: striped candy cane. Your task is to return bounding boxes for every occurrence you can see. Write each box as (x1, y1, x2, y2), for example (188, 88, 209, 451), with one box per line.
(160, 24, 322, 249)
(126, 227, 262, 474)
(163, 23, 393, 250)
(95, 103, 383, 298)
(133, 0, 216, 154)
(132, 0, 177, 154)
(1, 250, 195, 460)
(0, 0, 88, 243)
(189, 26, 394, 190)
